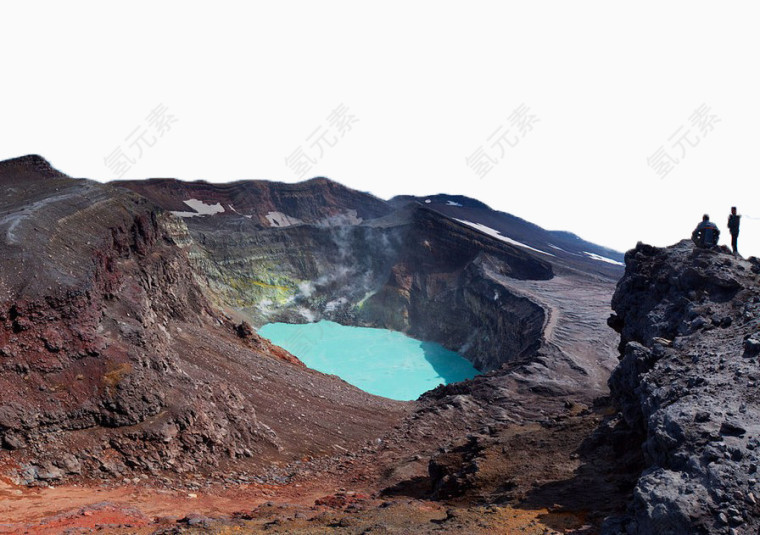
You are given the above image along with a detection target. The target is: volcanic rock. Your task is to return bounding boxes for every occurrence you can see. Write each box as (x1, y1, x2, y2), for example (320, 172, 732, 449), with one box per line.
(603, 240, 760, 534)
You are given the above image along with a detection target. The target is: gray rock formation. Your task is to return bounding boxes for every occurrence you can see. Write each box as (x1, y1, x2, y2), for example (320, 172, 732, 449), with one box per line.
(603, 240, 760, 534)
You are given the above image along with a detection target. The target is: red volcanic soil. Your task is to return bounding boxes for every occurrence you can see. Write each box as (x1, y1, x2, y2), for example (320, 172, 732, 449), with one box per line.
(0, 400, 634, 534)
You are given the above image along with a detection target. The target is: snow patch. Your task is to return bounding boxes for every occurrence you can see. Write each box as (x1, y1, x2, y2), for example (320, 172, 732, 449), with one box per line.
(266, 211, 304, 228)
(583, 252, 624, 266)
(228, 204, 249, 216)
(547, 244, 566, 252)
(446, 201, 463, 207)
(454, 219, 555, 257)
(171, 199, 225, 218)
(424, 199, 431, 204)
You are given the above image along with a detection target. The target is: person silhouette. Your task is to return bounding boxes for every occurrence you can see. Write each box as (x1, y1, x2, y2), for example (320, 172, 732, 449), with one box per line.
(692, 214, 720, 248)
(728, 206, 741, 256)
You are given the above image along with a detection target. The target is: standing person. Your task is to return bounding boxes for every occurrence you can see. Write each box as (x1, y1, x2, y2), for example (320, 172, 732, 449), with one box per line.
(728, 206, 741, 256)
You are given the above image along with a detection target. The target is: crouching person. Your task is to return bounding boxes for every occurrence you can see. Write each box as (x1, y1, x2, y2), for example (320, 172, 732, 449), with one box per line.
(692, 214, 720, 248)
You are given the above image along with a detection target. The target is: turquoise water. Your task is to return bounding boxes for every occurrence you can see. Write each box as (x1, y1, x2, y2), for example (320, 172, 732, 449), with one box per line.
(257, 320, 479, 401)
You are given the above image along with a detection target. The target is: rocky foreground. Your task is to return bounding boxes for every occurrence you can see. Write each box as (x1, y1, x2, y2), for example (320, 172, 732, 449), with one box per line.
(604, 241, 760, 534)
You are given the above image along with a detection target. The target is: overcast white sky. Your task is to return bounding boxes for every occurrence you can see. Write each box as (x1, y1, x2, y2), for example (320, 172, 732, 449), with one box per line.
(2, 1, 758, 256)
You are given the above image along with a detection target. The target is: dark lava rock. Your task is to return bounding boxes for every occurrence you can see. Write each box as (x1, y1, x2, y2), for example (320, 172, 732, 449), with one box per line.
(744, 338, 760, 357)
(602, 241, 760, 535)
(235, 321, 255, 339)
(427, 435, 485, 499)
(179, 513, 212, 527)
(720, 421, 747, 437)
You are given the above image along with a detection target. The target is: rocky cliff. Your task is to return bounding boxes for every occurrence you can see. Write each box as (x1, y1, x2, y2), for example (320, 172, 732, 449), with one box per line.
(0, 156, 403, 486)
(604, 241, 760, 534)
(117, 178, 621, 375)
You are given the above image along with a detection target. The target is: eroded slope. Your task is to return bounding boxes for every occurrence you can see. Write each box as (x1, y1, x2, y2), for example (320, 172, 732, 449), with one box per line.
(0, 156, 404, 487)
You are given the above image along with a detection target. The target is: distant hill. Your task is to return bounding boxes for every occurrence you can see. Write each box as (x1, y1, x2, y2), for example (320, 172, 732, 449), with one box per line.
(390, 193, 624, 279)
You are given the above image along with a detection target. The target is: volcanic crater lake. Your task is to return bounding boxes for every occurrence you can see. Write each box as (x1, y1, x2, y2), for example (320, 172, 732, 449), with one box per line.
(258, 320, 480, 401)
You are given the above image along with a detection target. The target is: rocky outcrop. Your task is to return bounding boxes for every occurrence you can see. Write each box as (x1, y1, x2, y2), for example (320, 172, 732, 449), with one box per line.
(603, 241, 760, 534)
(357, 207, 551, 371)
